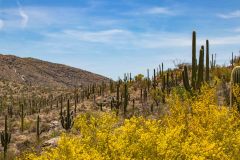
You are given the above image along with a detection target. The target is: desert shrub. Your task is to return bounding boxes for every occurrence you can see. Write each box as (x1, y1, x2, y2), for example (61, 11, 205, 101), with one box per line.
(20, 85, 240, 160)
(212, 66, 231, 82)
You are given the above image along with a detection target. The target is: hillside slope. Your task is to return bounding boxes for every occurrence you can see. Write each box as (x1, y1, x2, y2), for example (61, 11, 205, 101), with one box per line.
(0, 54, 110, 88)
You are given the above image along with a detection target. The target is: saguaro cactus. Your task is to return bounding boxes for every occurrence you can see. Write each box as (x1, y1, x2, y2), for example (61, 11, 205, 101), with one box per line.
(162, 75, 166, 103)
(1, 115, 11, 160)
(123, 83, 129, 116)
(61, 99, 74, 131)
(182, 66, 191, 92)
(230, 66, 240, 109)
(7, 105, 13, 118)
(74, 98, 77, 114)
(197, 47, 204, 88)
(110, 80, 114, 93)
(19, 104, 26, 132)
(112, 81, 122, 114)
(192, 31, 197, 89)
(36, 115, 42, 142)
(183, 32, 207, 92)
(162, 62, 164, 76)
(147, 69, 150, 91)
(206, 40, 210, 82)
(183, 47, 205, 92)
(152, 69, 157, 89)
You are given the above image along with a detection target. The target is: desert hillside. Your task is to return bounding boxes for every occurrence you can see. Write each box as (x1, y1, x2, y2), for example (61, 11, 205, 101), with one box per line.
(0, 54, 110, 88)
(0, 32, 239, 160)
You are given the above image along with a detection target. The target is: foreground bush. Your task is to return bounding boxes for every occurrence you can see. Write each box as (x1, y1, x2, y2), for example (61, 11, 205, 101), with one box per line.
(20, 86, 240, 159)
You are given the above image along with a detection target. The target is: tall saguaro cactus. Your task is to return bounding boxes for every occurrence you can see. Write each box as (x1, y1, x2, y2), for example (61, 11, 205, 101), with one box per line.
(61, 100, 74, 131)
(182, 32, 206, 92)
(152, 69, 157, 89)
(147, 69, 150, 91)
(192, 31, 197, 89)
(36, 115, 42, 142)
(206, 40, 210, 82)
(1, 115, 11, 160)
(230, 66, 240, 109)
(19, 104, 26, 132)
(197, 47, 204, 88)
(182, 66, 191, 92)
(123, 83, 129, 117)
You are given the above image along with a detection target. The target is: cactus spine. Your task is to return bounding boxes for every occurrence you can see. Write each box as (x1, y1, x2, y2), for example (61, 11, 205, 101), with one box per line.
(1, 115, 11, 160)
(61, 99, 74, 131)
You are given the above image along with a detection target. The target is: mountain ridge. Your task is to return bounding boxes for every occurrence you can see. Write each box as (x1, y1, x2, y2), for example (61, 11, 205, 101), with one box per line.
(0, 54, 110, 88)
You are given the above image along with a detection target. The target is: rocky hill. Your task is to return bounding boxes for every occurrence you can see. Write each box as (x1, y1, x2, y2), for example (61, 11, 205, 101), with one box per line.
(0, 54, 110, 88)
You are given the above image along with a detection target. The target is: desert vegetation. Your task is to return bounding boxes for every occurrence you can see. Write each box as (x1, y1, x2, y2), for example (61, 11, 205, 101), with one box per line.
(0, 31, 240, 159)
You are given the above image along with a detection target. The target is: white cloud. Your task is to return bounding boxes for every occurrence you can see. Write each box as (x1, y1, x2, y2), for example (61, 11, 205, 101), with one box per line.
(0, 2, 29, 29)
(61, 29, 131, 43)
(144, 7, 172, 15)
(210, 35, 240, 45)
(43, 28, 191, 49)
(41, 28, 240, 51)
(0, 19, 4, 29)
(0, 6, 94, 29)
(17, 0, 29, 27)
(217, 10, 240, 19)
(125, 6, 176, 16)
(233, 27, 240, 32)
(19, 8, 29, 27)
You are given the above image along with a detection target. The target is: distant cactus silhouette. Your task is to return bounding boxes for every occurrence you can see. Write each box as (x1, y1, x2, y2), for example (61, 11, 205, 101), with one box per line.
(36, 115, 42, 142)
(123, 82, 129, 117)
(61, 99, 74, 131)
(19, 104, 26, 132)
(1, 115, 11, 160)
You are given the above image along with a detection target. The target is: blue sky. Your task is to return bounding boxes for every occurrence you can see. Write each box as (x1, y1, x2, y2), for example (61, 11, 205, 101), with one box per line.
(0, 0, 240, 79)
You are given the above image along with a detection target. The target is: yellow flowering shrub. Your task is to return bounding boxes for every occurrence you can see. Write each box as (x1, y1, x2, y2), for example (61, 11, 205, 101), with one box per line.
(21, 85, 240, 160)
(232, 84, 240, 104)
